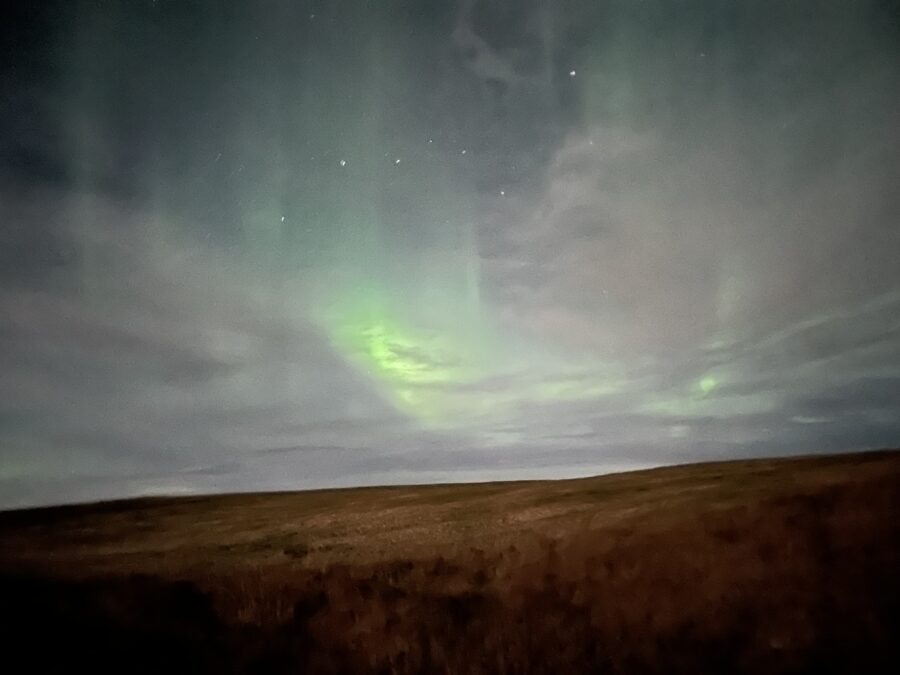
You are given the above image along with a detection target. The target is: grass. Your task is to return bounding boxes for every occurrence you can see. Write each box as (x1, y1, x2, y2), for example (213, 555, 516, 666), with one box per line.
(0, 449, 898, 673)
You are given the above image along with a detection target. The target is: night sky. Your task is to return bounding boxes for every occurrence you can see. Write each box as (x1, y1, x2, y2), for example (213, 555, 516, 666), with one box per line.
(2, 0, 899, 508)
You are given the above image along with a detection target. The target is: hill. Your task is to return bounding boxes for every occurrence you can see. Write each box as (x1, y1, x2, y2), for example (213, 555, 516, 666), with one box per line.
(1, 450, 899, 673)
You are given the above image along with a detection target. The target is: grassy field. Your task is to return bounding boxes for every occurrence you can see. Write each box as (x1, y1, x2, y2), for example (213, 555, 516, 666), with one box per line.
(1, 450, 899, 673)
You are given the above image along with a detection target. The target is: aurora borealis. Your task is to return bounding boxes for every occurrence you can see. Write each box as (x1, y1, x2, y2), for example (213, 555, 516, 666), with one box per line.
(2, 1, 900, 508)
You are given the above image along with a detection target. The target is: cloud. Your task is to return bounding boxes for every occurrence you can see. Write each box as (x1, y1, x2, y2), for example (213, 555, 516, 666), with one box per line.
(1, 1, 899, 507)
(0, 185, 402, 500)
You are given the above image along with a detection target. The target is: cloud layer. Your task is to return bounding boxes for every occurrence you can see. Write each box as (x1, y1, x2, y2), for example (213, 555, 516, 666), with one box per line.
(1, 0, 899, 507)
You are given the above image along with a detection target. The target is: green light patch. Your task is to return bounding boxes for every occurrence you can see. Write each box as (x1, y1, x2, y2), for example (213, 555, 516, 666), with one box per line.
(337, 318, 459, 386)
(699, 376, 718, 395)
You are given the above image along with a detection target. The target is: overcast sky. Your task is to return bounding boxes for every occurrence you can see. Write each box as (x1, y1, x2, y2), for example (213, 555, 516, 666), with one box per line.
(2, 0, 899, 508)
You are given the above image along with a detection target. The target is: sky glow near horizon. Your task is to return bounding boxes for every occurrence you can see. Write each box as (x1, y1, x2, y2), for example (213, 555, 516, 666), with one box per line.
(1, 0, 899, 508)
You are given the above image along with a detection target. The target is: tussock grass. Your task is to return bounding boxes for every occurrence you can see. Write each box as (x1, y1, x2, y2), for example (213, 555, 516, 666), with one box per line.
(1, 450, 898, 673)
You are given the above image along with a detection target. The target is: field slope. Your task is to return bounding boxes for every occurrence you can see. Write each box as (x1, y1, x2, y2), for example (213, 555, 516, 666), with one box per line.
(1, 450, 899, 674)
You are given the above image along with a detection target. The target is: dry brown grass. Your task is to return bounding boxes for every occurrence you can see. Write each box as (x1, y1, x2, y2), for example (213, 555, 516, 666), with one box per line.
(1, 450, 899, 673)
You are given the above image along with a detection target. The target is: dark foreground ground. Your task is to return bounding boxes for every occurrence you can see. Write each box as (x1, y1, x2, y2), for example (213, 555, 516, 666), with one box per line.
(1, 450, 899, 674)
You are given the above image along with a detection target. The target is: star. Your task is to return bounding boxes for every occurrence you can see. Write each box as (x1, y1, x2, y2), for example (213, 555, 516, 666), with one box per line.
(394, 158, 401, 165)
(569, 70, 577, 77)
(339, 159, 347, 167)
